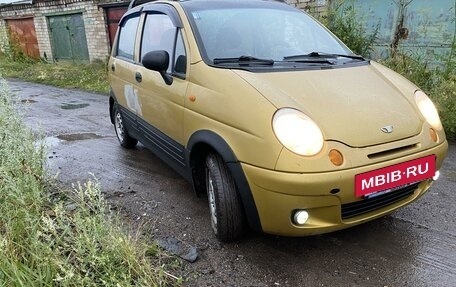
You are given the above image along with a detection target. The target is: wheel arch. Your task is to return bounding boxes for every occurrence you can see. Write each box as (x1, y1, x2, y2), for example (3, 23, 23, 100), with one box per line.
(186, 130, 262, 232)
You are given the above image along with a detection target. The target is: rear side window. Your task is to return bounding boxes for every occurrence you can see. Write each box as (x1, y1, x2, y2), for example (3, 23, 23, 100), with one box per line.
(117, 16, 140, 60)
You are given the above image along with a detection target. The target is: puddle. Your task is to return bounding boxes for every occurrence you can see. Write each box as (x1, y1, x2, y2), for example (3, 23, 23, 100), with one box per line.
(57, 133, 103, 141)
(60, 103, 90, 110)
(41, 133, 103, 146)
(43, 136, 62, 147)
(21, 99, 37, 103)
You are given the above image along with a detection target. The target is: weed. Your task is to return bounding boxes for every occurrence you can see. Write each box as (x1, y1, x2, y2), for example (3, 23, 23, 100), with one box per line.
(433, 74, 456, 138)
(322, 0, 379, 57)
(0, 78, 180, 286)
(381, 51, 456, 140)
(381, 53, 437, 92)
(0, 58, 109, 94)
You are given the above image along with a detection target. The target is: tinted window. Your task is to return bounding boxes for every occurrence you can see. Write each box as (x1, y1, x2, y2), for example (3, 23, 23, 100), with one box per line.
(117, 16, 139, 60)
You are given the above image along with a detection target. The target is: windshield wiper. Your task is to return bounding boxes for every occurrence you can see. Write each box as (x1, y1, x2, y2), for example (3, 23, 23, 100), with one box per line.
(213, 56, 274, 66)
(283, 52, 365, 61)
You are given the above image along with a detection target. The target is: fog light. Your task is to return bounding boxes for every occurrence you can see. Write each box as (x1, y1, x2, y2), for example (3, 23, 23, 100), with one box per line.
(433, 171, 440, 181)
(293, 210, 309, 225)
(429, 128, 438, 142)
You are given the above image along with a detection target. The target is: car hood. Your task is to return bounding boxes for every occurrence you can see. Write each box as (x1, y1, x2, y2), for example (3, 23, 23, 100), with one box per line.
(233, 63, 423, 148)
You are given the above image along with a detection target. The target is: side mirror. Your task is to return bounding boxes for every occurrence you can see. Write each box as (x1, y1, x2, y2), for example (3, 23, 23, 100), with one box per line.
(142, 50, 173, 85)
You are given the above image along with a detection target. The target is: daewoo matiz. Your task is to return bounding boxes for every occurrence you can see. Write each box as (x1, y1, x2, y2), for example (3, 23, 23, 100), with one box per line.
(108, 0, 448, 241)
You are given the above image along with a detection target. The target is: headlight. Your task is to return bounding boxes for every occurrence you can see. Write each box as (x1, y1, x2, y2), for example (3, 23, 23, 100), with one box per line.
(415, 91, 442, 130)
(272, 108, 324, 156)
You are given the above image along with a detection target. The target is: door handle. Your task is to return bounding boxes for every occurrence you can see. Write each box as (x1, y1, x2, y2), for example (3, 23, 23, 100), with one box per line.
(111, 63, 115, 72)
(135, 72, 142, 83)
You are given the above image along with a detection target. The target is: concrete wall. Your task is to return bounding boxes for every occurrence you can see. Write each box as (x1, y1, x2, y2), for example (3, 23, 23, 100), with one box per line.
(0, 0, 111, 61)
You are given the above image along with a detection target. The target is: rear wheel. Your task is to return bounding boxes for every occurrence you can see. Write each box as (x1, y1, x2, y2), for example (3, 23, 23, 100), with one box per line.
(205, 153, 245, 242)
(113, 104, 137, 149)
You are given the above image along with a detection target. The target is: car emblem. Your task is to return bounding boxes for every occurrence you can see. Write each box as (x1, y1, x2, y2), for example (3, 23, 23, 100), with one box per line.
(381, 125, 394, 134)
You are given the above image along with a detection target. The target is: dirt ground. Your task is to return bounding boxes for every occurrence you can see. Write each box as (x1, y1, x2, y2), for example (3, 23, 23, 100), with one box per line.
(11, 80, 456, 287)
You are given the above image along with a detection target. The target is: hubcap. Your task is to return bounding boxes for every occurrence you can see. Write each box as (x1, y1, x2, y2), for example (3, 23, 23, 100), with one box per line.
(206, 169, 218, 234)
(115, 111, 125, 142)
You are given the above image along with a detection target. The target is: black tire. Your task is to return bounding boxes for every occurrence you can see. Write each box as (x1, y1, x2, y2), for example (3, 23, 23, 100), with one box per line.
(205, 153, 245, 242)
(113, 104, 138, 149)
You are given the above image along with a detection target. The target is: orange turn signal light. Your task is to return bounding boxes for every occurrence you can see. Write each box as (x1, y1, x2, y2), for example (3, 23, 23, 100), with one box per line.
(429, 128, 438, 142)
(329, 149, 344, 166)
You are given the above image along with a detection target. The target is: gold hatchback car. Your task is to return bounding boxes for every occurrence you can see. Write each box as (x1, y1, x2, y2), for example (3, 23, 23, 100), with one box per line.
(108, 0, 448, 241)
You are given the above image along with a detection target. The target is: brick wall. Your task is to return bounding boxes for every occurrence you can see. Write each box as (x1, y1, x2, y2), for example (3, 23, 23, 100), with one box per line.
(0, 0, 112, 62)
(286, 0, 329, 18)
(0, 19, 7, 54)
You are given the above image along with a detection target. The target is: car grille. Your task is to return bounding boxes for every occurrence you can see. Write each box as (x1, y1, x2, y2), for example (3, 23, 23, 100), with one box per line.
(341, 183, 419, 220)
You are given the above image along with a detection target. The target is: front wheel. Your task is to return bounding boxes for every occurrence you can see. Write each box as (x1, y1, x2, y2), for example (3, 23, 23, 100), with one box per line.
(205, 153, 245, 242)
(113, 104, 137, 149)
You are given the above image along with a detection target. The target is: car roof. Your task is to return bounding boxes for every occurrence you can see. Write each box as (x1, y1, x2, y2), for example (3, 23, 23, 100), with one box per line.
(121, 0, 292, 26)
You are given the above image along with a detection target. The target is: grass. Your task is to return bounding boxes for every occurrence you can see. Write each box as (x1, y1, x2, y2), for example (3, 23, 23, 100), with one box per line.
(0, 78, 180, 286)
(0, 57, 109, 94)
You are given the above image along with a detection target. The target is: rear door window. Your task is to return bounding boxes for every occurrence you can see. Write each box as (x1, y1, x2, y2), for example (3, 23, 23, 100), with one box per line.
(117, 15, 140, 60)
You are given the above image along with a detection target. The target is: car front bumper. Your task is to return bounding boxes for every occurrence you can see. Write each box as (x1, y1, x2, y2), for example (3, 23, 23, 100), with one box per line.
(242, 140, 448, 236)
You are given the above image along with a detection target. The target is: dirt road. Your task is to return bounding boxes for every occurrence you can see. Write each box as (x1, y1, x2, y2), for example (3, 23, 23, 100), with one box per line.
(11, 80, 456, 287)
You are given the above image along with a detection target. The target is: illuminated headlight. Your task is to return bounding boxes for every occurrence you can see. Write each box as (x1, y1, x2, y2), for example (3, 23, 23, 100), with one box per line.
(272, 108, 324, 156)
(415, 91, 442, 130)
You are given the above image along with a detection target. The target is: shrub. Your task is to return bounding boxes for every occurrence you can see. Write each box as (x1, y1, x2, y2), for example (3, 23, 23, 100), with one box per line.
(381, 53, 437, 93)
(381, 52, 456, 140)
(433, 74, 456, 139)
(322, 0, 379, 57)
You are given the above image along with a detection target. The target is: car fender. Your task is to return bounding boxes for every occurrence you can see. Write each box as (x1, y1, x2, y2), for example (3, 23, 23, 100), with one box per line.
(186, 130, 262, 232)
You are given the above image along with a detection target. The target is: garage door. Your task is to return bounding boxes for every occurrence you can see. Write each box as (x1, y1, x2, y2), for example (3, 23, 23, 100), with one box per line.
(48, 13, 89, 61)
(105, 6, 128, 48)
(6, 17, 40, 59)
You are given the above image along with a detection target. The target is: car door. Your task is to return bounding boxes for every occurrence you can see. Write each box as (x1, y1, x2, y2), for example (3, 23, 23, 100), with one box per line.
(135, 8, 189, 168)
(109, 12, 142, 135)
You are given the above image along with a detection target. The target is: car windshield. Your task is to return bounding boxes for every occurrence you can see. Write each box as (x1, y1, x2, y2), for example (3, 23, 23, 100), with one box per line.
(183, 1, 353, 64)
